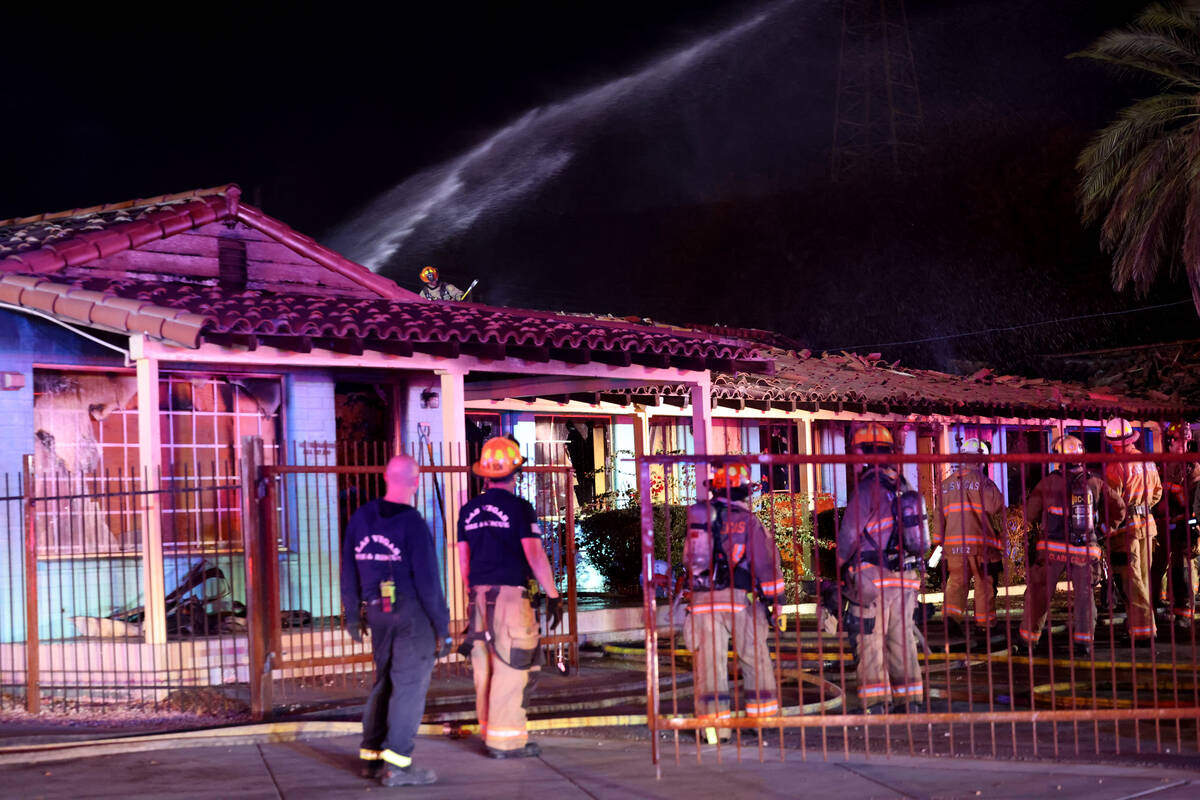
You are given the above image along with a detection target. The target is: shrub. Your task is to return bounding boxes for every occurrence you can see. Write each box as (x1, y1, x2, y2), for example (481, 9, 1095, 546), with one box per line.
(577, 505, 688, 595)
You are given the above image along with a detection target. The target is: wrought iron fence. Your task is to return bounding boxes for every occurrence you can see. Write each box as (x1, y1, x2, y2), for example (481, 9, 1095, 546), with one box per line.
(637, 449, 1200, 771)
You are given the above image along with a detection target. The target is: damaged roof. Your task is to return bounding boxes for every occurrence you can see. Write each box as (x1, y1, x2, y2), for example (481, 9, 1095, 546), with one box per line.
(0, 186, 768, 373)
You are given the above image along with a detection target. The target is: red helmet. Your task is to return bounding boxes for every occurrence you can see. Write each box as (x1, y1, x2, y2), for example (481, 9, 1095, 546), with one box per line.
(419, 265, 439, 285)
(710, 464, 751, 491)
(472, 437, 525, 478)
(1165, 422, 1192, 443)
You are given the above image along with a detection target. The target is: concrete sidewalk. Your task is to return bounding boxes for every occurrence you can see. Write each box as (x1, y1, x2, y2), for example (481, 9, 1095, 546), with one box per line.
(2, 732, 1199, 800)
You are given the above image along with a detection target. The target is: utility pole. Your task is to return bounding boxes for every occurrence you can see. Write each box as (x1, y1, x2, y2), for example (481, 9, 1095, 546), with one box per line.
(831, 0, 924, 181)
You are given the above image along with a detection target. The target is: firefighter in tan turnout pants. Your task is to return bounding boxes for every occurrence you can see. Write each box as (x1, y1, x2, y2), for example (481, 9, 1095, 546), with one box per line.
(936, 438, 1005, 637)
(457, 437, 562, 758)
(683, 464, 785, 743)
(1104, 418, 1163, 645)
(838, 423, 930, 713)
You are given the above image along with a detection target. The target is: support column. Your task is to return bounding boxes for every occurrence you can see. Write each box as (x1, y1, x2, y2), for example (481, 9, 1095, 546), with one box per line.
(689, 372, 712, 501)
(798, 418, 816, 504)
(135, 349, 166, 645)
(437, 368, 468, 622)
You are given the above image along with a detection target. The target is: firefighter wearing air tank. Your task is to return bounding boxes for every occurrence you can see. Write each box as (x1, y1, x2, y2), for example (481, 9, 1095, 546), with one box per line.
(837, 423, 929, 713)
(1104, 418, 1163, 644)
(1152, 422, 1199, 628)
(936, 438, 1005, 637)
(683, 464, 785, 731)
(457, 437, 562, 759)
(1020, 435, 1124, 658)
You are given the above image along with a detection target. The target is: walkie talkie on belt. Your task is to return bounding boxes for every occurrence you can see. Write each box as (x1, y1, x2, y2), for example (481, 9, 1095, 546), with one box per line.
(380, 580, 396, 612)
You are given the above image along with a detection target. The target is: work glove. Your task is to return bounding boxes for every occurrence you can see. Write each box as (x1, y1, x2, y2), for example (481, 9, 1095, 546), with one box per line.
(546, 596, 564, 631)
(347, 614, 367, 644)
(436, 636, 453, 659)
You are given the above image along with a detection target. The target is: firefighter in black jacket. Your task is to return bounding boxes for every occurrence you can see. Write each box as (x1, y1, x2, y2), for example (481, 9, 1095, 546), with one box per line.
(341, 454, 451, 787)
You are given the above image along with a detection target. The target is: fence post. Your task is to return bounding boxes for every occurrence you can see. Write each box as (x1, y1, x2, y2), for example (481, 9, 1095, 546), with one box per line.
(240, 436, 273, 719)
(565, 470, 578, 668)
(22, 454, 39, 714)
(638, 456, 660, 777)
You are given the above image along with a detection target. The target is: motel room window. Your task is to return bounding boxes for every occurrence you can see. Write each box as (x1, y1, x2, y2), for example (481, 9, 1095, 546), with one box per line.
(31, 369, 281, 552)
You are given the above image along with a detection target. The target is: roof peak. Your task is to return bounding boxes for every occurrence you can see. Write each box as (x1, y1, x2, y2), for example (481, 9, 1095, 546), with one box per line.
(0, 185, 238, 230)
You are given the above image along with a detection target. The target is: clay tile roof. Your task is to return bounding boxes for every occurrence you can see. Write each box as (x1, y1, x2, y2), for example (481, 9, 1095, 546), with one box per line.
(0, 184, 414, 301)
(0, 273, 766, 372)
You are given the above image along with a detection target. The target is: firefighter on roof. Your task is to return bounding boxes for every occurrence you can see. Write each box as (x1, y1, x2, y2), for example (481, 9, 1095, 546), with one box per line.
(457, 437, 561, 758)
(418, 265, 464, 301)
(683, 463, 785, 743)
(837, 423, 929, 714)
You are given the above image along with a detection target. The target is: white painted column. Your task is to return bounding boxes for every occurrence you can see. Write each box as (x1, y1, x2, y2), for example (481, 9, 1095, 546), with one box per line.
(134, 348, 167, 646)
(689, 371, 713, 456)
(437, 368, 468, 619)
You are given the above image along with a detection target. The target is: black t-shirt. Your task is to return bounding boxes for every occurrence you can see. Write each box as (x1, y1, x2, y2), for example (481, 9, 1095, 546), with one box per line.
(459, 488, 540, 587)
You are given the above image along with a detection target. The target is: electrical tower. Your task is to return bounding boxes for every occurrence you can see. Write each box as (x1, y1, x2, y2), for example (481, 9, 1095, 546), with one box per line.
(831, 0, 924, 181)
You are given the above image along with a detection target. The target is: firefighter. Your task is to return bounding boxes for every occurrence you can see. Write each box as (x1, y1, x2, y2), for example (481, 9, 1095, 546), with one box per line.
(340, 454, 451, 787)
(683, 464, 785, 742)
(457, 437, 562, 758)
(1020, 435, 1124, 659)
(1152, 423, 1200, 629)
(1104, 418, 1163, 645)
(837, 423, 930, 714)
(418, 265, 464, 301)
(936, 438, 1005, 639)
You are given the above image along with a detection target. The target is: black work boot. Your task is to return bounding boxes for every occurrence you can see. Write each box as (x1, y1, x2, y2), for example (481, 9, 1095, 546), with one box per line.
(380, 765, 437, 786)
(359, 759, 384, 780)
(486, 742, 542, 759)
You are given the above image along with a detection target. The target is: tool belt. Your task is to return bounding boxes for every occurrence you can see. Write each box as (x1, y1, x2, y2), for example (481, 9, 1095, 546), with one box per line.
(457, 586, 542, 670)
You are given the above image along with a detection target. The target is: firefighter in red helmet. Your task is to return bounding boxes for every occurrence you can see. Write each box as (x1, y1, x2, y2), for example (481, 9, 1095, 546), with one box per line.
(683, 463, 785, 743)
(456, 437, 561, 758)
(1152, 423, 1200, 630)
(419, 266, 464, 301)
(1104, 418, 1163, 646)
(837, 423, 929, 713)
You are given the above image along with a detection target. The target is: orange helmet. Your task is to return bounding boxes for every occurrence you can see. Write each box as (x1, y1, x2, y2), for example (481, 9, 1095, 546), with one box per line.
(1104, 417, 1138, 445)
(850, 422, 893, 451)
(473, 437, 525, 478)
(710, 464, 751, 491)
(419, 265, 439, 285)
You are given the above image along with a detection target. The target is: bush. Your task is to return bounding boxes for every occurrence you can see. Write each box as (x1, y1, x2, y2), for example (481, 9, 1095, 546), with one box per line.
(577, 505, 688, 595)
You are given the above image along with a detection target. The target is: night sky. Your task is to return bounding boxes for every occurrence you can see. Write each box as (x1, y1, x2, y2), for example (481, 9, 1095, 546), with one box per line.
(2, 1, 1193, 374)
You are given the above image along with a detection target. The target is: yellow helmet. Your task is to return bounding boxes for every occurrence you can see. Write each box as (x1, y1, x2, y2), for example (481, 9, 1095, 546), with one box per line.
(472, 437, 525, 478)
(850, 423, 893, 451)
(1052, 434, 1084, 455)
(419, 265, 439, 285)
(1104, 418, 1137, 445)
(710, 464, 751, 491)
(960, 437, 989, 455)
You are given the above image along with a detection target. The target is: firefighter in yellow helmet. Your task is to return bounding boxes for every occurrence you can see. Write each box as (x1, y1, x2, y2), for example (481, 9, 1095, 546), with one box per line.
(1103, 418, 1163, 646)
(683, 463, 785, 742)
(936, 438, 1005, 641)
(418, 266, 464, 301)
(1020, 435, 1123, 659)
(1152, 423, 1200, 630)
(456, 437, 560, 758)
(837, 423, 929, 713)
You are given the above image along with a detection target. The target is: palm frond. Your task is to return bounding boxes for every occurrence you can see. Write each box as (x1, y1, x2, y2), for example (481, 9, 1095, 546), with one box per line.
(1074, 28, 1200, 88)
(1105, 136, 1187, 292)
(1078, 93, 1197, 221)
(1137, 2, 1200, 40)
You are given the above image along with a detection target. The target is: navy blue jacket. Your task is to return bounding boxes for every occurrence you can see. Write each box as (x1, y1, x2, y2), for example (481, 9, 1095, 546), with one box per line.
(340, 500, 450, 640)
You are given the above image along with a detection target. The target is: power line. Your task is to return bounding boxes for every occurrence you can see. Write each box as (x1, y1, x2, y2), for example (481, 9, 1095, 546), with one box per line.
(822, 299, 1194, 352)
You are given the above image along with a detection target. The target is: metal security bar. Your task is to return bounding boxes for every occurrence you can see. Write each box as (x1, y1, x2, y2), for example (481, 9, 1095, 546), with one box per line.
(259, 442, 578, 712)
(638, 449, 1200, 772)
(1, 459, 249, 713)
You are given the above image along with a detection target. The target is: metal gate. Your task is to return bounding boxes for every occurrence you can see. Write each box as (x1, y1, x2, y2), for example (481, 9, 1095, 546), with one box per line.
(638, 449, 1200, 770)
(250, 443, 578, 716)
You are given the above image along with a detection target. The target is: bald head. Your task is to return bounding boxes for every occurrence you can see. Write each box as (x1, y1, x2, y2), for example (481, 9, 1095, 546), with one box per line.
(383, 454, 420, 504)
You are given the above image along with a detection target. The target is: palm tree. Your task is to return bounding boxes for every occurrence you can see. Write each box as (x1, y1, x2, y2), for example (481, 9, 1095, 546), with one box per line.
(1075, 2, 1200, 314)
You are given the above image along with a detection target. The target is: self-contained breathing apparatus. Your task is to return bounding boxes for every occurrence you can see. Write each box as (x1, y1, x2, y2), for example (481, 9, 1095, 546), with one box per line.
(856, 470, 929, 572)
(687, 503, 739, 591)
(1067, 472, 1097, 548)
